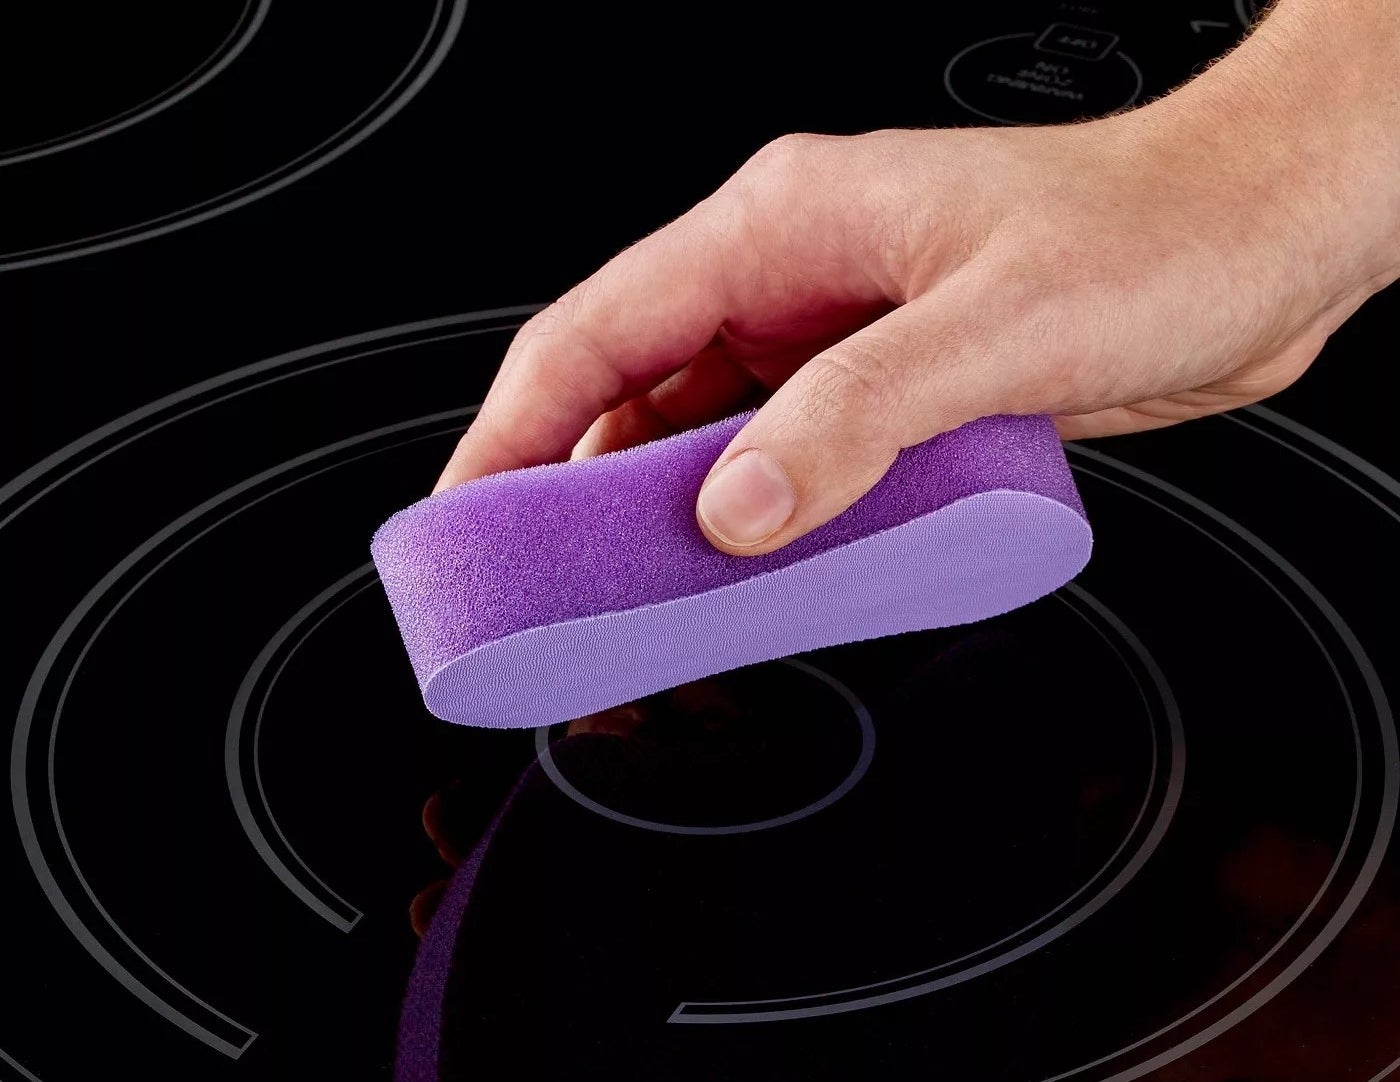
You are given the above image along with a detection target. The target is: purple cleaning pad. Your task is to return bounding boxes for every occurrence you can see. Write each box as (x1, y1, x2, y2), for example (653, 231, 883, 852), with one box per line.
(371, 411, 1092, 728)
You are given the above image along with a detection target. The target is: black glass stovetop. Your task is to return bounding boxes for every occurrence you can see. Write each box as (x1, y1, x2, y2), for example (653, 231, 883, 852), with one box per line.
(4, 3, 1399, 1080)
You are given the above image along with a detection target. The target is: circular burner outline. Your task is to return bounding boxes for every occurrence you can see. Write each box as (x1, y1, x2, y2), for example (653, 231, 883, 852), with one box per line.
(532, 658, 877, 836)
(671, 439, 1394, 1082)
(1042, 447, 1393, 1081)
(13, 412, 473, 1057)
(226, 566, 382, 934)
(15, 409, 1366, 1063)
(942, 32, 1144, 127)
(0, 0, 269, 168)
(0, 308, 539, 533)
(0, 312, 533, 1082)
(0, 0, 467, 272)
(3, 312, 1397, 1076)
(670, 577, 1182, 1024)
(3, 315, 533, 1063)
(0, 1046, 42, 1082)
(76, 408, 1171, 1042)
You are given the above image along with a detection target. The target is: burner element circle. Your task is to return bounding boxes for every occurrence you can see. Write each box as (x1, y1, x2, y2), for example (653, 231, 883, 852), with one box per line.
(0, 0, 269, 168)
(532, 658, 877, 836)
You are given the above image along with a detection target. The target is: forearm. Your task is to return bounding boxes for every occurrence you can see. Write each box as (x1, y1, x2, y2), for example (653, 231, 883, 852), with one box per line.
(1109, 0, 1400, 304)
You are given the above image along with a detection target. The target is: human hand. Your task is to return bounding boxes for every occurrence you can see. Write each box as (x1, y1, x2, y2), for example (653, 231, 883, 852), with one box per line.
(437, 2, 1400, 556)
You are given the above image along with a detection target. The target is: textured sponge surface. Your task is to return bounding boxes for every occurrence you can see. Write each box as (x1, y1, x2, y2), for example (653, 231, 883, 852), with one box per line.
(371, 411, 1092, 728)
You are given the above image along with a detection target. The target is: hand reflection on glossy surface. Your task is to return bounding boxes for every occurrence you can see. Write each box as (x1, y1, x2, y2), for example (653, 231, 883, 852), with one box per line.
(410, 682, 743, 938)
(395, 608, 1400, 1082)
(1151, 828, 1400, 1081)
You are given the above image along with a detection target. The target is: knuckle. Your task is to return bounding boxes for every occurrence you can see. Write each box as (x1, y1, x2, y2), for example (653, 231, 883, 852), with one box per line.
(801, 347, 891, 430)
(512, 300, 573, 356)
(738, 132, 830, 184)
(516, 294, 595, 361)
(506, 297, 624, 405)
(792, 350, 902, 496)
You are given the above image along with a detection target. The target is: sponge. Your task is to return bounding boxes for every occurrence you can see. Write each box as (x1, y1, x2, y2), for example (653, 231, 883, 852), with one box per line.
(371, 411, 1091, 728)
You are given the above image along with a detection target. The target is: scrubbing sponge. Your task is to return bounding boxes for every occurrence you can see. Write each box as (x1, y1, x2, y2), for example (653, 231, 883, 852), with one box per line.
(371, 411, 1091, 728)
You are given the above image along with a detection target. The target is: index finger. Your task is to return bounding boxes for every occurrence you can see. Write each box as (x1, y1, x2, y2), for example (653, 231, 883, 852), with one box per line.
(433, 195, 746, 492)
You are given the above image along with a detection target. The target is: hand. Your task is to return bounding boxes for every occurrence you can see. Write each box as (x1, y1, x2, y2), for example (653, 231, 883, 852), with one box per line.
(437, 2, 1400, 556)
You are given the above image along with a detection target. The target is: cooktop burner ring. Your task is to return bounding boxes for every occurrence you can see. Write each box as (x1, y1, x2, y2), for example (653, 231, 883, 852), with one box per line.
(10, 414, 474, 1059)
(0, 308, 538, 533)
(665, 579, 1178, 1032)
(226, 566, 384, 935)
(531, 657, 879, 837)
(5, 312, 1398, 1080)
(1024, 447, 1397, 1081)
(26, 404, 1367, 1076)
(0, 0, 467, 272)
(0, 0, 268, 168)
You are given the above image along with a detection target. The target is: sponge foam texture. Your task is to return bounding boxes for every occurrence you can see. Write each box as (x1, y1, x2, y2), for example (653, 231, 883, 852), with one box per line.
(371, 411, 1091, 728)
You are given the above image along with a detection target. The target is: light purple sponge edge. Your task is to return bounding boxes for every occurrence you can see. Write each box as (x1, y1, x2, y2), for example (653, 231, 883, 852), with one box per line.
(371, 411, 1092, 729)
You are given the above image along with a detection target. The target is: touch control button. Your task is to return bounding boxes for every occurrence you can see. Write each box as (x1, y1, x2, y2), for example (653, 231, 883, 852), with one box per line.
(1034, 23, 1119, 62)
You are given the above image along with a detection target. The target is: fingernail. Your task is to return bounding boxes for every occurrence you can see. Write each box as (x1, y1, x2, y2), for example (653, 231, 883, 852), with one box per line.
(697, 449, 796, 547)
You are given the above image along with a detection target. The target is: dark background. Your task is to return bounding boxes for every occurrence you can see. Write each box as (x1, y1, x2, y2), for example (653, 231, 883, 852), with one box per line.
(4, 3, 1398, 1081)
(3, 0, 1388, 482)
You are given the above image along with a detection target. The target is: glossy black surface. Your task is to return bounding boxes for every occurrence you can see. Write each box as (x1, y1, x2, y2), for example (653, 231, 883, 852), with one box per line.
(4, 3, 1400, 1080)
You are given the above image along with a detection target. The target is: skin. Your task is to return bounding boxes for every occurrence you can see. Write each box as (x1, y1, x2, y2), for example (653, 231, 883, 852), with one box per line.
(436, 0, 1400, 555)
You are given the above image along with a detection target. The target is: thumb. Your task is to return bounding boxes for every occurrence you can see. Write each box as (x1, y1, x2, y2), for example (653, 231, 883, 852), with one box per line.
(694, 298, 998, 556)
